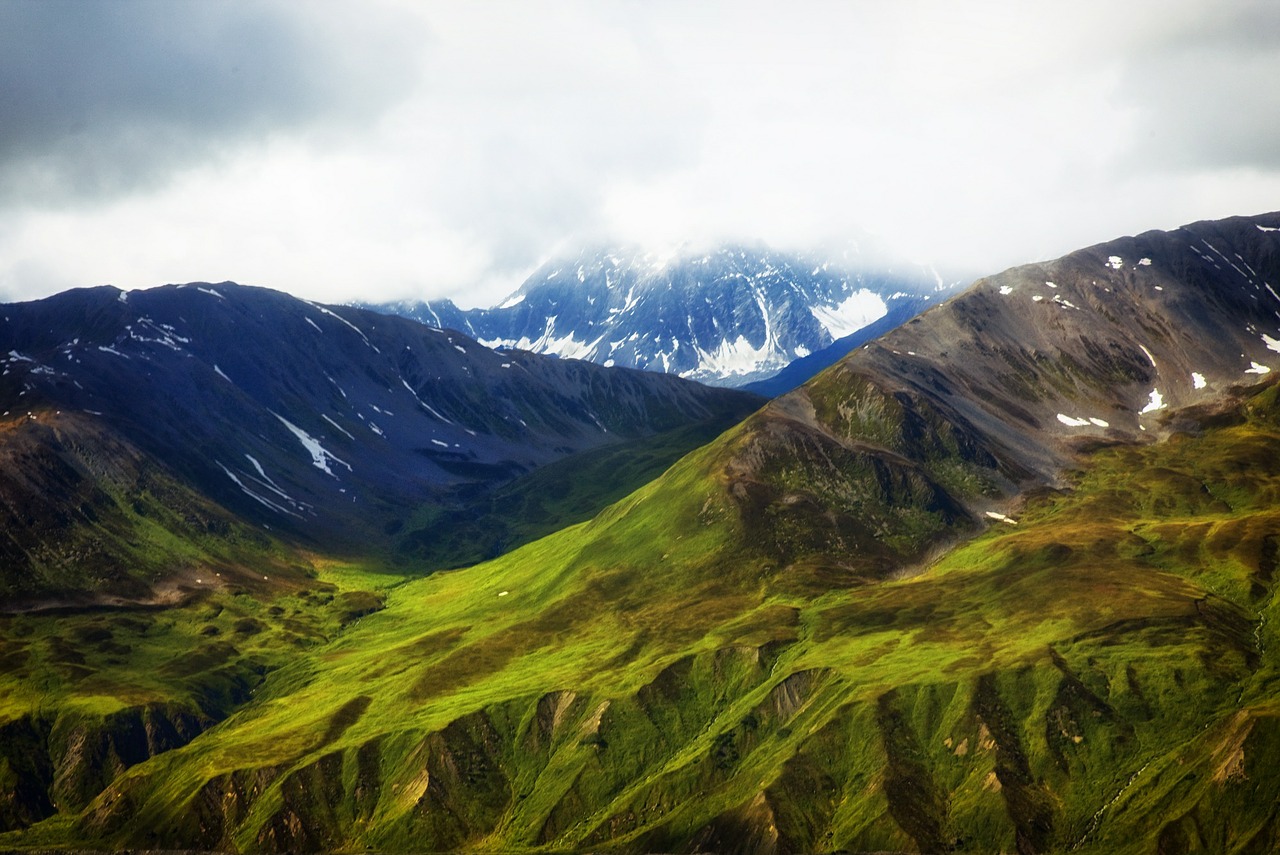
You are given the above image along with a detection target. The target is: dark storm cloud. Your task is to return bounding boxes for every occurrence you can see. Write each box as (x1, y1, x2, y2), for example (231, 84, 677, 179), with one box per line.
(0, 0, 422, 205)
(1119, 1, 1280, 171)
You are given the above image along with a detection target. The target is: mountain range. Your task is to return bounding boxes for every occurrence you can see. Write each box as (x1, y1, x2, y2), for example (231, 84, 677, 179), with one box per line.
(0, 283, 759, 604)
(2, 213, 1280, 853)
(362, 244, 954, 388)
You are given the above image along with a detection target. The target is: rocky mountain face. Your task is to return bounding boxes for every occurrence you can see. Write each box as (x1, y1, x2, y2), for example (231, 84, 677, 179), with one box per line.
(365, 245, 953, 387)
(0, 282, 760, 603)
(695, 212, 1280, 581)
(5, 213, 1280, 853)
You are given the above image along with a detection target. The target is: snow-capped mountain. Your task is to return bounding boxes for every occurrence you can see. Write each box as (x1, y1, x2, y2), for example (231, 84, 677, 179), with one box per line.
(365, 245, 957, 387)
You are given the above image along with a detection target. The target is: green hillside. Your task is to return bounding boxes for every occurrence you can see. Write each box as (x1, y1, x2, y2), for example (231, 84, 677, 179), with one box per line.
(4, 376, 1280, 852)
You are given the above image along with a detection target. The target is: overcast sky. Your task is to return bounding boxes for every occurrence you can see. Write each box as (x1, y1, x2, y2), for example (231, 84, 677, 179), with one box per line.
(2, 0, 1278, 307)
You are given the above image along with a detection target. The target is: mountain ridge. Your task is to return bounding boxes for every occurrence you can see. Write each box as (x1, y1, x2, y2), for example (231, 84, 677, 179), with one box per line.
(362, 244, 955, 387)
(0, 281, 761, 602)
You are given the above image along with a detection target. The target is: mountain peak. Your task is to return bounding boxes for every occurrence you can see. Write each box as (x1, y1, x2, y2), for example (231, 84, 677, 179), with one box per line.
(364, 243, 958, 386)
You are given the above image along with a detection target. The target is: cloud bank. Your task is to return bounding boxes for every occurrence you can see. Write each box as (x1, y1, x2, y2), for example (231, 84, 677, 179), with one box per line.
(2, 0, 1279, 307)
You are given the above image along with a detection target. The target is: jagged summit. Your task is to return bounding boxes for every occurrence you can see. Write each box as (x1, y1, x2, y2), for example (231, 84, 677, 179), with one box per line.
(363, 243, 955, 386)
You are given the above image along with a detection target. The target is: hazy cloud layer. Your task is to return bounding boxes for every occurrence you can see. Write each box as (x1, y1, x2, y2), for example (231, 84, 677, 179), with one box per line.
(2, 0, 1279, 306)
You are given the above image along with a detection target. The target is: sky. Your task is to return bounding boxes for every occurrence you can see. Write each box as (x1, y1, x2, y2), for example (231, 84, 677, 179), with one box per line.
(2, 0, 1279, 308)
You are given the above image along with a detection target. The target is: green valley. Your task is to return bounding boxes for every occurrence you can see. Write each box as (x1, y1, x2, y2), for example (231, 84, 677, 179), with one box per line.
(4, 4, 1278, 850)
(4, 376, 1280, 852)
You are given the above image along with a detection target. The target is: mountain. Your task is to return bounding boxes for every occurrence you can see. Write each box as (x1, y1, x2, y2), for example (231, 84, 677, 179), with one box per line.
(0, 282, 761, 604)
(363, 244, 955, 387)
(739, 294, 929, 397)
(5, 213, 1280, 853)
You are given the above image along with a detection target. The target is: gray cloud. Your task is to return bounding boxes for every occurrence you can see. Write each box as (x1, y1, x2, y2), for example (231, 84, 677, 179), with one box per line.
(0, 0, 423, 206)
(2, 1, 1278, 308)
(1118, 1, 1280, 171)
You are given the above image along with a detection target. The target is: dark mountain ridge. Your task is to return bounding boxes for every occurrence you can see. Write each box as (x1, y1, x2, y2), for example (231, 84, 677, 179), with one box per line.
(0, 282, 760, 600)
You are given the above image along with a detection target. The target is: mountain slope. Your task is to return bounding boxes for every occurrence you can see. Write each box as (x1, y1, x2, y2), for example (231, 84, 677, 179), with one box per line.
(13, 364, 1279, 855)
(740, 294, 929, 397)
(0, 282, 761, 600)
(366, 245, 952, 387)
(4, 213, 1280, 852)
(0, 410, 316, 607)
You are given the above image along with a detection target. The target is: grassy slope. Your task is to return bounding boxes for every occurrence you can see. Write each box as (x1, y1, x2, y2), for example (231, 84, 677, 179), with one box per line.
(397, 408, 759, 571)
(0, 410, 322, 606)
(0, 559, 405, 832)
(4, 384, 1280, 852)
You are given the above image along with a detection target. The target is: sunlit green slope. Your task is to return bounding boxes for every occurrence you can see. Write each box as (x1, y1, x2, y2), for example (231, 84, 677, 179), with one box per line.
(5, 380, 1280, 853)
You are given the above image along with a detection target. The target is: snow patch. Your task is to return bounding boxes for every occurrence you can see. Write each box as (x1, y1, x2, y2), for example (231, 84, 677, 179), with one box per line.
(985, 511, 1018, 526)
(309, 304, 379, 352)
(197, 287, 225, 299)
(998, 285, 1014, 295)
(1138, 345, 1157, 367)
(689, 335, 776, 380)
(1262, 334, 1280, 353)
(244, 455, 277, 488)
(213, 364, 232, 383)
(401, 378, 453, 423)
(809, 290, 887, 339)
(320, 414, 356, 441)
(1246, 362, 1272, 375)
(305, 317, 323, 333)
(482, 316, 604, 361)
(127, 317, 189, 351)
(1107, 256, 1123, 269)
(1032, 295, 1043, 302)
(1257, 224, 1279, 232)
(217, 461, 301, 518)
(498, 292, 527, 309)
(1192, 372, 1207, 389)
(1140, 389, 1166, 414)
(1138, 258, 1152, 266)
(273, 414, 351, 476)
(1057, 414, 1108, 428)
